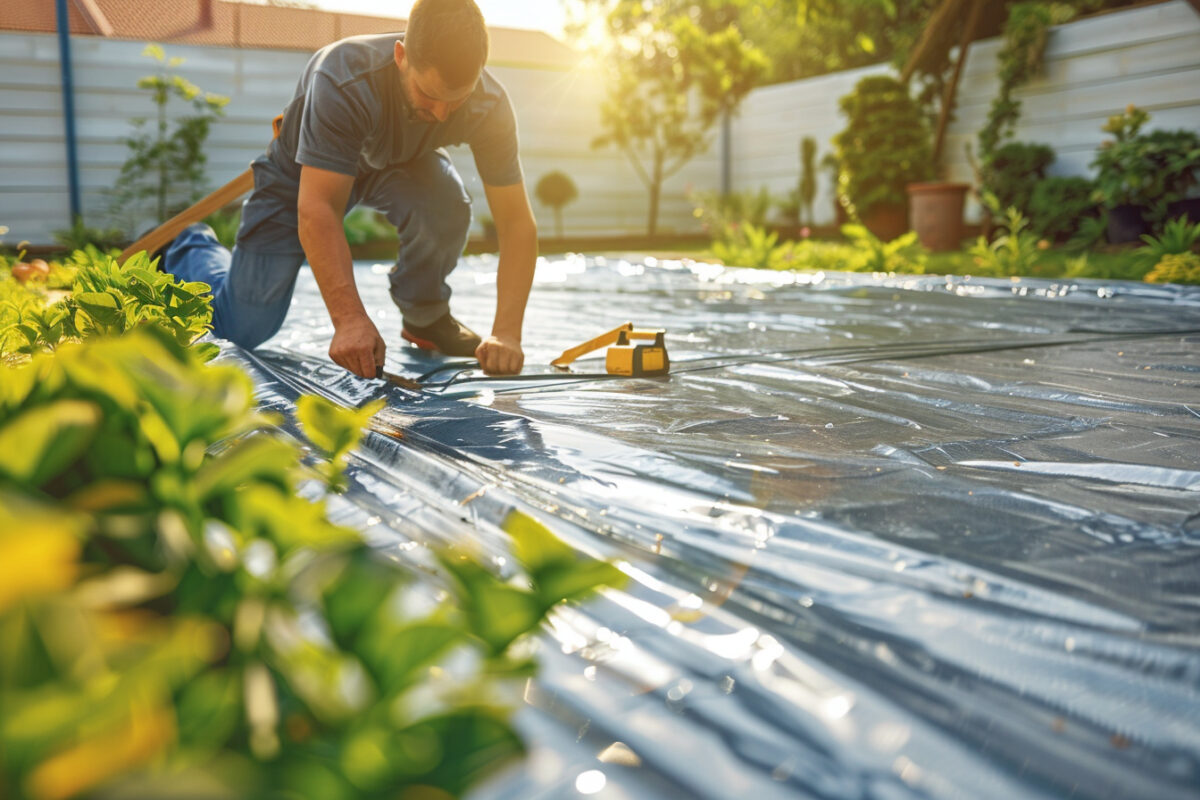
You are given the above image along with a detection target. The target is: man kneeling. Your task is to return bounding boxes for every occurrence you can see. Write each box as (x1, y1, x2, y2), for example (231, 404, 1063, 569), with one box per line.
(165, 0, 536, 377)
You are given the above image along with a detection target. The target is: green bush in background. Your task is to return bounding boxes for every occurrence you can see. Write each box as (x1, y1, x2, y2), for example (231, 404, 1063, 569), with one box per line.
(1091, 106, 1200, 232)
(980, 141, 1055, 218)
(1028, 176, 1097, 242)
(833, 75, 933, 220)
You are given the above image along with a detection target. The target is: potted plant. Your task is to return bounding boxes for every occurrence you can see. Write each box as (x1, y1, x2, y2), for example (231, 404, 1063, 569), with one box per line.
(1092, 105, 1200, 243)
(833, 75, 933, 241)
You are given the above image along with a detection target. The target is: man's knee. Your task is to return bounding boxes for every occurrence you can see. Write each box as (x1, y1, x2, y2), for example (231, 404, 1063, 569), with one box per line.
(214, 310, 287, 351)
(375, 157, 472, 250)
(392, 184, 471, 246)
(430, 190, 472, 249)
(210, 248, 302, 349)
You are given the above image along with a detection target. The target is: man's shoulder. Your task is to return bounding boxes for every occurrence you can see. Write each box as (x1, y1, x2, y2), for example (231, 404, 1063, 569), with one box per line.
(471, 68, 511, 111)
(310, 33, 399, 89)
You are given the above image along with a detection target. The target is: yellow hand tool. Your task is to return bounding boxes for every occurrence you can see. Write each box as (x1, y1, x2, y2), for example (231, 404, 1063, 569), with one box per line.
(551, 322, 670, 377)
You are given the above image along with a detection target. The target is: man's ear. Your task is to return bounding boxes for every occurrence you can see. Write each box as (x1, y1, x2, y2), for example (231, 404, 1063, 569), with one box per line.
(394, 40, 406, 69)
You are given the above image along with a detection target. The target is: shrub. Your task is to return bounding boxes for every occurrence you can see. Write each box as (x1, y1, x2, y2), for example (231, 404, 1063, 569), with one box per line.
(1091, 106, 1200, 216)
(798, 136, 818, 226)
(840, 224, 927, 274)
(980, 141, 1055, 216)
(0, 327, 622, 799)
(1029, 175, 1097, 241)
(110, 44, 229, 234)
(1134, 217, 1200, 269)
(53, 217, 128, 253)
(691, 187, 773, 240)
(711, 223, 797, 270)
(1065, 214, 1109, 253)
(535, 170, 579, 238)
(968, 203, 1044, 277)
(833, 75, 934, 219)
(1145, 252, 1200, 285)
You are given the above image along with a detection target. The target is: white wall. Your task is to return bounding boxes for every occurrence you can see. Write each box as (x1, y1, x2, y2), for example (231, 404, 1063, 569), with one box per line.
(3, 1, 1198, 244)
(0, 35, 718, 244)
(730, 0, 1200, 224)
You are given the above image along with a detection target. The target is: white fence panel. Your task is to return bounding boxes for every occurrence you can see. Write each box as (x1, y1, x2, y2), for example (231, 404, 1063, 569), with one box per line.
(0, 33, 715, 244)
(2, 1, 1198, 243)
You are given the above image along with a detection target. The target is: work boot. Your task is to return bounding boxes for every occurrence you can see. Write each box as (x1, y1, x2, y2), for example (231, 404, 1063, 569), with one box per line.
(402, 312, 482, 357)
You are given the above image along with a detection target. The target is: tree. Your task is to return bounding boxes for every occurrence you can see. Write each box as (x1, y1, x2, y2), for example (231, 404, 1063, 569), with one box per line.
(110, 44, 229, 234)
(571, 0, 1143, 87)
(535, 170, 579, 238)
(586, 2, 768, 236)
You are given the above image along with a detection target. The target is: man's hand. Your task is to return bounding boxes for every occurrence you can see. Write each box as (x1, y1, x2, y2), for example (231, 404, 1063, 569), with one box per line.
(476, 335, 523, 376)
(330, 315, 386, 379)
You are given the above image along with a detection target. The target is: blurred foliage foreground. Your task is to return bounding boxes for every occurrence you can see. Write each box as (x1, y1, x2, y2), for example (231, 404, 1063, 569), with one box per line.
(0, 250, 624, 799)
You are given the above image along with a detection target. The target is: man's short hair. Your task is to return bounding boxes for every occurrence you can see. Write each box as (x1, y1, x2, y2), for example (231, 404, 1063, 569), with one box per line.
(405, 0, 489, 90)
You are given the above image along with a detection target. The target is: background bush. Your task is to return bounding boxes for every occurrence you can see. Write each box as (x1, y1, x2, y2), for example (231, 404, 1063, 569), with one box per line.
(833, 75, 933, 219)
(980, 141, 1055, 217)
(1029, 175, 1097, 241)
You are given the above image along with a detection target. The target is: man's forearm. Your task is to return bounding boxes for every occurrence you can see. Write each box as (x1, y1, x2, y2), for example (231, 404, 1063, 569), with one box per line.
(491, 224, 538, 341)
(298, 205, 366, 328)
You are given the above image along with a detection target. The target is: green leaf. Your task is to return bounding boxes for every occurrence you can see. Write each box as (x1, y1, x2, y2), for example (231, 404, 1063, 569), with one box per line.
(296, 396, 384, 463)
(231, 486, 359, 553)
(535, 560, 626, 609)
(359, 623, 464, 695)
(193, 436, 298, 501)
(74, 291, 125, 329)
(438, 554, 541, 657)
(503, 510, 625, 609)
(392, 709, 524, 795)
(322, 549, 400, 648)
(0, 400, 100, 486)
(504, 510, 573, 575)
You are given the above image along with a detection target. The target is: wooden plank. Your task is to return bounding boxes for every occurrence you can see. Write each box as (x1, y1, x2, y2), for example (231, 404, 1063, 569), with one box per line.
(119, 168, 255, 260)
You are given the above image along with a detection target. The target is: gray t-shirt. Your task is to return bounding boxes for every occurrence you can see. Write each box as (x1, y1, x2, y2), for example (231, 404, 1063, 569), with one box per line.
(269, 33, 523, 187)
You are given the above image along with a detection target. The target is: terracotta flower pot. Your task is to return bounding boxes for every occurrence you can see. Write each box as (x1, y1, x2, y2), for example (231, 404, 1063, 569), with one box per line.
(861, 204, 909, 242)
(907, 182, 968, 252)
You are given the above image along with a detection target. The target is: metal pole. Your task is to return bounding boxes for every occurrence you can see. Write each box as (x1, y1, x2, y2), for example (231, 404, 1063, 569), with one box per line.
(55, 0, 82, 222)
